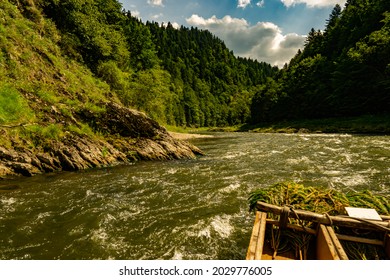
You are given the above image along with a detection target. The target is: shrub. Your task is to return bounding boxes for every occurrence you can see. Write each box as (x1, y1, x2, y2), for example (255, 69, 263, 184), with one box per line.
(96, 60, 128, 91)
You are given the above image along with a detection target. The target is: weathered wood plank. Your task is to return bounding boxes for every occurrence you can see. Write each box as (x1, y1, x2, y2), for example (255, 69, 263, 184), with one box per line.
(336, 234, 384, 246)
(317, 224, 338, 260)
(266, 219, 317, 235)
(255, 212, 267, 260)
(316, 225, 348, 260)
(326, 226, 349, 260)
(246, 211, 261, 260)
(246, 211, 267, 260)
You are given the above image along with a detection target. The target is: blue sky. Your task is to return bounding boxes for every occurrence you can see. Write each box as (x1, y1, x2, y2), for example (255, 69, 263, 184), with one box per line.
(119, 0, 347, 67)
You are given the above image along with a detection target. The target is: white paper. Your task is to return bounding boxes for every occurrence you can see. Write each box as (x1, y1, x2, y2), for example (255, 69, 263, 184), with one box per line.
(345, 207, 382, 221)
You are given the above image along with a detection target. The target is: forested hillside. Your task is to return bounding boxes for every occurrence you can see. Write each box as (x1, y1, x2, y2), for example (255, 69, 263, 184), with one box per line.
(36, 0, 277, 127)
(146, 21, 277, 126)
(251, 0, 390, 124)
(2, 0, 387, 147)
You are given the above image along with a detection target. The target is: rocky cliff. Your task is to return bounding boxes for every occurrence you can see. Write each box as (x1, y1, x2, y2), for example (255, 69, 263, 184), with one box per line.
(0, 101, 203, 179)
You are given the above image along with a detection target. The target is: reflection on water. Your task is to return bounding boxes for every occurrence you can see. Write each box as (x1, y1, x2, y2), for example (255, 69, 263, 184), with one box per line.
(0, 133, 389, 259)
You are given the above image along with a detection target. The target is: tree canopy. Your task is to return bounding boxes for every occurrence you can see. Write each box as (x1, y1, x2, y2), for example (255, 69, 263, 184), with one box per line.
(251, 0, 390, 124)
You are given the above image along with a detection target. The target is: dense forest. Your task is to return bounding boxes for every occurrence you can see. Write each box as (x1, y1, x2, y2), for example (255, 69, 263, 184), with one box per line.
(251, 0, 390, 124)
(2, 0, 389, 132)
(31, 0, 277, 127)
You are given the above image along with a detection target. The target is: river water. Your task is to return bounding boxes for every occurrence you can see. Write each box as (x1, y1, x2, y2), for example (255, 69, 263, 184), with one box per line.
(0, 133, 389, 260)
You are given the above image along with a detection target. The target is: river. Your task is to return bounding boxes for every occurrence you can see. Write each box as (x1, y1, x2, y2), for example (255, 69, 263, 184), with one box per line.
(0, 132, 389, 260)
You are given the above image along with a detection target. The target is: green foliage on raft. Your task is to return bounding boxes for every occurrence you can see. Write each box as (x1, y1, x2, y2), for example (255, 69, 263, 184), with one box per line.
(249, 182, 390, 215)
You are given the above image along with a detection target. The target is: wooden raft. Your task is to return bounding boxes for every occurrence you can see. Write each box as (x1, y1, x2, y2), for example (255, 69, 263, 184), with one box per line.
(246, 202, 390, 260)
(246, 211, 349, 260)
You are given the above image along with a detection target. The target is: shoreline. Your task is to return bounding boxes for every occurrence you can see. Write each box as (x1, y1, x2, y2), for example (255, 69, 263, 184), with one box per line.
(240, 115, 390, 135)
(166, 114, 390, 136)
(168, 131, 214, 140)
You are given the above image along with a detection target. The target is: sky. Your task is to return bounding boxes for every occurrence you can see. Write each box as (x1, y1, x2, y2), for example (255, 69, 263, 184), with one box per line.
(119, 0, 347, 67)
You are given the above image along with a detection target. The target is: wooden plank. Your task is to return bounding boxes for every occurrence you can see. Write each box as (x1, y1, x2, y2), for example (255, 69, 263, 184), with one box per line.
(246, 211, 261, 260)
(317, 225, 342, 260)
(246, 211, 267, 260)
(336, 234, 384, 246)
(326, 226, 349, 260)
(317, 224, 339, 260)
(316, 225, 349, 260)
(261, 243, 296, 260)
(256, 201, 390, 231)
(266, 219, 317, 235)
(255, 212, 267, 260)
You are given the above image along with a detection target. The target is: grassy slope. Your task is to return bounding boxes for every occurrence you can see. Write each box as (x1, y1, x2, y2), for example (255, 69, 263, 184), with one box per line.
(0, 1, 117, 148)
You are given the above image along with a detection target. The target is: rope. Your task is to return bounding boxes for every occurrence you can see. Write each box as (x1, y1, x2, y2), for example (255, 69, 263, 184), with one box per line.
(324, 212, 333, 226)
(283, 205, 309, 234)
(279, 206, 290, 229)
(281, 205, 311, 260)
(274, 205, 290, 258)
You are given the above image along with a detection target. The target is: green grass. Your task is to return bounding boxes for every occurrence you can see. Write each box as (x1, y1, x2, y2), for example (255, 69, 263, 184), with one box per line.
(0, 84, 35, 124)
(35, 87, 60, 104)
(26, 124, 65, 141)
(83, 102, 106, 114)
(164, 125, 193, 133)
(67, 123, 96, 137)
(164, 125, 217, 134)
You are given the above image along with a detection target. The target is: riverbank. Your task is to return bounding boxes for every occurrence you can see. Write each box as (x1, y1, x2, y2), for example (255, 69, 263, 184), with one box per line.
(168, 131, 214, 140)
(210, 115, 390, 135)
(166, 115, 390, 135)
(0, 103, 204, 180)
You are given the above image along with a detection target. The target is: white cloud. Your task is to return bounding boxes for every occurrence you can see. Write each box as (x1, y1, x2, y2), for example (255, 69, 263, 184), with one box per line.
(237, 0, 251, 9)
(281, 0, 346, 8)
(162, 22, 181, 29)
(147, 0, 164, 7)
(152, 13, 164, 19)
(131, 10, 141, 18)
(257, 0, 265, 7)
(186, 14, 305, 67)
(186, 14, 249, 28)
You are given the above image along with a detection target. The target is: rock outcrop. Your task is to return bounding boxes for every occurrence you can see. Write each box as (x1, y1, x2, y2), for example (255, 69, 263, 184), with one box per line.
(0, 102, 203, 179)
